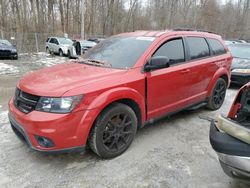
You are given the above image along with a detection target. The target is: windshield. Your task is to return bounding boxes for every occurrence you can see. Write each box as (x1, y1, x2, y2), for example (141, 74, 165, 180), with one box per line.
(58, 38, 73, 45)
(0, 40, 12, 46)
(228, 45, 250, 59)
(82, 36, 155, 69)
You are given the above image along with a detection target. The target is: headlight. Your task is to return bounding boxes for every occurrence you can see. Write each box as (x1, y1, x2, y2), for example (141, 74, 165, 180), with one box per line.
(11, 49, 17, 53)
(36, 95, 83, 113)
(232, 69, 250, 74)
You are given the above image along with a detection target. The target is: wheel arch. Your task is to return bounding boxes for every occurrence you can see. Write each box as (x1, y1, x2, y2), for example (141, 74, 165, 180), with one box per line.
(207, 68, 230, 97)
(83, 87, 146, 141)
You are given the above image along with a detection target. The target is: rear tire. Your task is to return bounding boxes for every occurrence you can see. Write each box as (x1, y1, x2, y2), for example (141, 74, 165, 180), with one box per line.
(88, 103, 137, 158)
(46, 47, 50, 54)
(207, 78, 227, 110)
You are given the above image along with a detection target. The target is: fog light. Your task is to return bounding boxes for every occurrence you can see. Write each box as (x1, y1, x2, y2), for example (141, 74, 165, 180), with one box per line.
(35, 135, 55, 148)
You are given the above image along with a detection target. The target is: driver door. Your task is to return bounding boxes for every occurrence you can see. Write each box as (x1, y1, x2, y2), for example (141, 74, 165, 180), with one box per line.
(146, 37, 190, 119)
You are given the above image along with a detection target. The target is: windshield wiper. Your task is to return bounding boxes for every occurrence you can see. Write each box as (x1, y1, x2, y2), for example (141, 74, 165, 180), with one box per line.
(80, 59, 112, 67)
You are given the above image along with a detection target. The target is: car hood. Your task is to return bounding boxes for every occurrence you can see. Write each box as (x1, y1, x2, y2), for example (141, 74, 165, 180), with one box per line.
(0, 44, 15, 50)
(61, 44, 71, 48)
(18, 62, 126, 97)
(231, 57, 250, 70)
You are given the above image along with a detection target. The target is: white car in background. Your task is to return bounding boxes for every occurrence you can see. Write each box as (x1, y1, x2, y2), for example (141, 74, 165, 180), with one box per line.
(45, 37, 73, 56)
(68, 40, 97, 59)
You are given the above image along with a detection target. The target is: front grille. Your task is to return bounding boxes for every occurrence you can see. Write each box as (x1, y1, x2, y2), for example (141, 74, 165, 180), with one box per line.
(0, 49, 11, 56)
(14, 88, 40, 113)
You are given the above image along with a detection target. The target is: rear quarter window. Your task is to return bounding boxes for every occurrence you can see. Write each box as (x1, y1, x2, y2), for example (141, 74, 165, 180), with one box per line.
(186, 37, 210, 60)
(46, 38, 50, 42)
(207, 38, 226, 55)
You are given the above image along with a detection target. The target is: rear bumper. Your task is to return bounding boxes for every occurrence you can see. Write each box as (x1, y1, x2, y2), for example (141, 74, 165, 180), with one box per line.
(218, 152, 250, 180)
(231, 73, 250, 85)
(210, 121, 250, 180)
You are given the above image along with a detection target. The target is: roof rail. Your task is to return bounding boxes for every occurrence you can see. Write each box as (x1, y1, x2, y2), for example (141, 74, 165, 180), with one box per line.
(173, 28, 216, 34)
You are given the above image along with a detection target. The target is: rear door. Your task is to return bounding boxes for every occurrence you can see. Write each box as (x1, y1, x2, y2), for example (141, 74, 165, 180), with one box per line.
(146, 37, 190, 119)
(183, 36, 213, 105)
(53, 39, 60, 53)
(49, 38, 56, 52)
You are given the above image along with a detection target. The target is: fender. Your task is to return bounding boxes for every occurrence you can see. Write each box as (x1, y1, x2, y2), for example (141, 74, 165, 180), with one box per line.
(87, 87, 146, 123)
(206, 67, 230, 97)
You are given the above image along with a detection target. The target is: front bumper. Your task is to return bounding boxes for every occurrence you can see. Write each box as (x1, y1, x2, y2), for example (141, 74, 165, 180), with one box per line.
(0, 50, 18, 59)
(9, 113, 85, 154)
(210, 121, 250, 180)
(8, 98, 97, 153)
(231, 72, 250, 85)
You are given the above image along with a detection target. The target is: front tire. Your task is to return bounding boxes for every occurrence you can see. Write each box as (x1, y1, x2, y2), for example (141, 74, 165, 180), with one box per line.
(59, 49, 63, 56)
(207, 78, 227, 110)
(68, 50, 71, 59)
(88, 103, 137, 158)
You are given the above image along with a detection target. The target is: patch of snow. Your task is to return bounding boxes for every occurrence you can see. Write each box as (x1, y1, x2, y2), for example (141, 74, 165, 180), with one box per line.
(19, 53, 29, 56)
(0, 111, 9, 124)
(36, 56, 68, 67)
(0, 63, 19, 75)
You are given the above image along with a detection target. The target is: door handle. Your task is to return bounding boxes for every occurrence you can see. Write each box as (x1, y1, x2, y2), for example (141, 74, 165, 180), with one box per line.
(181, 69, 190, 74)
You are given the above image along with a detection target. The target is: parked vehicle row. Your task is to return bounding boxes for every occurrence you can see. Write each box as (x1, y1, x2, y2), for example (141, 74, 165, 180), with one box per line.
(9, 29, 232, 159)
(68, 40, 97, 59)
(45, 37, 73, 56)
(45, 37, 102, 58)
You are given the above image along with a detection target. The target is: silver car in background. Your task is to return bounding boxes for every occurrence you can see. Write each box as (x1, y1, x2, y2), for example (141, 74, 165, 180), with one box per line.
(68, 40, 97, 59)
(45, 37, 73, 56)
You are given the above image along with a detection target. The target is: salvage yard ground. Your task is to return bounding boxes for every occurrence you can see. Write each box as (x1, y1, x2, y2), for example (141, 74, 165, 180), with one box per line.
(0, 53, 249, 188)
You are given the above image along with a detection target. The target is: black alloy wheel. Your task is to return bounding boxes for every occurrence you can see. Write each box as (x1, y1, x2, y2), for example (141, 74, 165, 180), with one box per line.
(207, 78, 227, 110)
(89, 103, 137, 158)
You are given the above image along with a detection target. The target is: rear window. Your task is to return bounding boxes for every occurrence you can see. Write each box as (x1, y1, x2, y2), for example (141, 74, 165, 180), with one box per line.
(207, 38, 226, 55)
(186, 37, 210, 60)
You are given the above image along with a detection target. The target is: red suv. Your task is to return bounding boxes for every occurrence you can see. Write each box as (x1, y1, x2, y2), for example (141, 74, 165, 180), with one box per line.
(8, 30, 232, 158)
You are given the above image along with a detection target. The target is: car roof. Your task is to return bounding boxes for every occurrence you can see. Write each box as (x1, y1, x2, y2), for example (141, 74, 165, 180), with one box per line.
(115, 29, 222, 39)
(48, 37, 71, 40)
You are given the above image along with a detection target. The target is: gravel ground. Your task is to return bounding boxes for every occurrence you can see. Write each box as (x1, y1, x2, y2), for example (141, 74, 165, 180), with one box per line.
(0, 53, 249, 188)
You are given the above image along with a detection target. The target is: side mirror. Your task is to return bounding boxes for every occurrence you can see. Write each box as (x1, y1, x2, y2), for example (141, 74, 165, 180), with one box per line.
(144, 56, 170, 72)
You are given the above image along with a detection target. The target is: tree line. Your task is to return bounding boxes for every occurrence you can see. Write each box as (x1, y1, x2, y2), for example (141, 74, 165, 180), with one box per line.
(0, 0, 249, 39)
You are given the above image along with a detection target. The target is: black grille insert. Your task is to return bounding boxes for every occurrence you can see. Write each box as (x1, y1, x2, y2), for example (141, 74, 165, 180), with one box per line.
(14, 88, 40, 113)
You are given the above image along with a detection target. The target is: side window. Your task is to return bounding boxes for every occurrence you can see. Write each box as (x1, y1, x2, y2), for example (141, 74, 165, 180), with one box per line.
(153, 38, 185, 65)
(49, 38, 55, 43)
(54, 39, 59, 45)
(186, 37, 210, 60)
(207, 38, 226, 55)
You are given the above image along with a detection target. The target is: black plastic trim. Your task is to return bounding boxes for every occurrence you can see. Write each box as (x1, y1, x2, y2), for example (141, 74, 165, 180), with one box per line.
(209, 121, 250, 157)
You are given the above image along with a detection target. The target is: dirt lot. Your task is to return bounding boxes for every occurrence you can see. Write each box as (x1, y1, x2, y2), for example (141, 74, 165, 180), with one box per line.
(0, 53, 249, 188)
